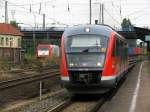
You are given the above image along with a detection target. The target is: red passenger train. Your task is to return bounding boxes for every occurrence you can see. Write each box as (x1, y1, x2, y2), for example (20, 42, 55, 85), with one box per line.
(60, 24, 129, 94)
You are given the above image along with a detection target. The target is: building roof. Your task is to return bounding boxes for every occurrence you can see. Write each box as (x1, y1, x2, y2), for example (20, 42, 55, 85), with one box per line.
(118, 27, 150, 42)
(0, 23, 23, 36)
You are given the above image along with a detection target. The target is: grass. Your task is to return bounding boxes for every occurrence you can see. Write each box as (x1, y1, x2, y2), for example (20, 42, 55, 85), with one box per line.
(0, 57, 11, 71)
(0, 53, 60, 72)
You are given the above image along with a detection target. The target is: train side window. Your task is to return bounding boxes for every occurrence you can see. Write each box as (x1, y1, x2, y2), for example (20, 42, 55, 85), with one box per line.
(123, 43, 126, 60)
(113, 35, 127, 61)
(125, 43, 128, 60)
(112, 36, 120, 57)
(116, 38, 120, 57)
(112, 38, 116, 56)
(120, 41, 124, 60)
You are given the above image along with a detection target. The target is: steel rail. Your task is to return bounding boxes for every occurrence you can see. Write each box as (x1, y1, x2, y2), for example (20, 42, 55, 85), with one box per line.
(46, 100, 73, 112)
(8, 65, 59, 73)
(88, 96, 107, 112)
(0, 70, 59, 90)
(46, 96, 107, 112)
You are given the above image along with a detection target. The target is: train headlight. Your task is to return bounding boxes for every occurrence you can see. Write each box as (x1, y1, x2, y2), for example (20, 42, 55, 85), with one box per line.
(85, 27, 90, 32)
(97, 62, 102, 67)
(69, 63, 74, 67)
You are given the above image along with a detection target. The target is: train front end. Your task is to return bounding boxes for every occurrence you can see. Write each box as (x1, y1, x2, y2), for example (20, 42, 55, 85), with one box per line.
(60, 25, 115, 94)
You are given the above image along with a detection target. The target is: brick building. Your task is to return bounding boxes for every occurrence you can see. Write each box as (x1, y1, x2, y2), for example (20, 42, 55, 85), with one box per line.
(0, 23, 23, 62)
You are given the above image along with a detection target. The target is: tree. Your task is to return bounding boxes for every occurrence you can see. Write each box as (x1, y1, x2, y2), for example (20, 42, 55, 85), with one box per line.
(10, 20, 19, 28)
(121, 18, 133, 31)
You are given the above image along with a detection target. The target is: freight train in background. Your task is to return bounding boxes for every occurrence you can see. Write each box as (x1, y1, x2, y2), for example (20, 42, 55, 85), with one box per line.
(60, 24, 145, 94)
(127, 39, 146, 66)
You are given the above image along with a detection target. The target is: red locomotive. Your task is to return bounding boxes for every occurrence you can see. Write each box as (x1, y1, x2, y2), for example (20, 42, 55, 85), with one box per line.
(60, 24, 130, 94)
(36, 44, 59, 59)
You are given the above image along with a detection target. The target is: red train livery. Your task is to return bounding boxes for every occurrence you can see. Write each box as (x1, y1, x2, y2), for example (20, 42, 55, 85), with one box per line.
(36, 44, 59, 59)
(60, 24, 129, 94)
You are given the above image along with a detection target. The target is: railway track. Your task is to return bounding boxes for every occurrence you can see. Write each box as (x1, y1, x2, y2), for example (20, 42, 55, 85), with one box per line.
(88, 96, 107, 112)
(46, 73, 124, 112)
(47, 100, 73, 112)
(9, 65, 59, 73)
(46, 95, 107, 112)
(0, 70, 59, 90)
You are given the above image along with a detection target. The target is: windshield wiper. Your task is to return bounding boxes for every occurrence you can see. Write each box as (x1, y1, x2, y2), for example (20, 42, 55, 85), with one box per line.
(82, 48, 89, 52)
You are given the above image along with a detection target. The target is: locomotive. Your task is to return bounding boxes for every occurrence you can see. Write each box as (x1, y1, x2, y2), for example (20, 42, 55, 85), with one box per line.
(36, 44, 59, 59)
(60, 24, 130, 94)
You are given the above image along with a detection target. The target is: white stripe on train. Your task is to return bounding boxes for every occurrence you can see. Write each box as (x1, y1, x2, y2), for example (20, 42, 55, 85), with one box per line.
(61, 75, 117, 81)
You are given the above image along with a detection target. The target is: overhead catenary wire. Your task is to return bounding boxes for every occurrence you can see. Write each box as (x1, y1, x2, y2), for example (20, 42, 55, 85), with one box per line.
(6, 1, 68, 26)
(132, 9, 150, 21)
(125, 6, 150, 17)
(2, 0, 150, 7)
(5, 0, 54, 6)
(119, 0, 122, 19)
(104, 7, 121, 26)
(1, 0, 150, 27)
(39, 3, 41, 14)
(0, 0, 68, 26)
(2, 0, 121, 26)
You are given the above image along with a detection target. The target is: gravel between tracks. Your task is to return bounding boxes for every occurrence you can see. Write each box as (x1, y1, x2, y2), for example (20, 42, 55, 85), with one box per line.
(2, 89, 70, 112)
(0, 72, 61, 112)
(59, 95, 103, 112)
(61, 101, 97, 112)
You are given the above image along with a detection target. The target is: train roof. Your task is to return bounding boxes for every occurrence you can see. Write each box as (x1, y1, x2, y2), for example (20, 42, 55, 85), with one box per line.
(63, 24, 114, 37)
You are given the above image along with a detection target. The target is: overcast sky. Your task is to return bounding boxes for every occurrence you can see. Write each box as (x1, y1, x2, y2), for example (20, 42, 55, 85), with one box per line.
(0, 0, 150, 28)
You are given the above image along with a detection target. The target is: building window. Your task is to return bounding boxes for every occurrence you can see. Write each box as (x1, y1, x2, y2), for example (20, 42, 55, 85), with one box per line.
(18, 38, 21, 47)
(6, 37, 9, 46)
(10, 38, 13, 47)
(0, 37, 4, 46)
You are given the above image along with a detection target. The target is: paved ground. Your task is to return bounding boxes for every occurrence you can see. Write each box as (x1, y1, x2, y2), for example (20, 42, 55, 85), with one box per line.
(99, 61, 150, 112)
(136, 61, 150, 112)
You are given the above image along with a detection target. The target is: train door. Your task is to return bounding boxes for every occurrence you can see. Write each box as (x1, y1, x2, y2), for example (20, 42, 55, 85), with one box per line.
(116, 38, 121, 73)
(125, 43, 128, 70)
(113, 36, 121, 74)
(120, 41, 124, 71)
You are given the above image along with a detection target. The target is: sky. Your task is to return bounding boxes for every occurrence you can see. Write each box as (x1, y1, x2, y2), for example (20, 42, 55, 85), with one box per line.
(0, 0, 150, 28)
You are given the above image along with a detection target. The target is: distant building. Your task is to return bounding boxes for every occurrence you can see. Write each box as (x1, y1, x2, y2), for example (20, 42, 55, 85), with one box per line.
(0, 23, 23, 62)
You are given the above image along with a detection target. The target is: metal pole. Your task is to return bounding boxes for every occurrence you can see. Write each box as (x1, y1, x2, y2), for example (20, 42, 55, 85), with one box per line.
(102, 3, 104, 24)
(39, 81, 42, 100)
(99, 3, 101, 24)
(33, 32, 36, 53)
(46, 32, 49, 41)
(5, 1, 8, 23)
(89, 0, 92, 24)
(43, 14, 45, 29)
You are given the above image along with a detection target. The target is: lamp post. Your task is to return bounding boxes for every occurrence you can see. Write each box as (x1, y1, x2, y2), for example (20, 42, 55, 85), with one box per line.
(89, 0, 92, 24)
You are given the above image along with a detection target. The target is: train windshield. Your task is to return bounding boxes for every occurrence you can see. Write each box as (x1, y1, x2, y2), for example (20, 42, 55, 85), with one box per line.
(65, 34, 108, 68)
(38, 47, 48, 51)
(65, 35, 108, 53)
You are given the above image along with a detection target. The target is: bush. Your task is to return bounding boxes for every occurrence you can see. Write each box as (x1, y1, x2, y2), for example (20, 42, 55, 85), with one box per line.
(0, 57, 11, 71)
(40, 55, 60, 67)
(20, 53, 60, 72)
(20, 56, 43, 72)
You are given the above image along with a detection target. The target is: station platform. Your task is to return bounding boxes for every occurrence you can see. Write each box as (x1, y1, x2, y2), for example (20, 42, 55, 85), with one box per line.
(99, 61, 150, 112)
